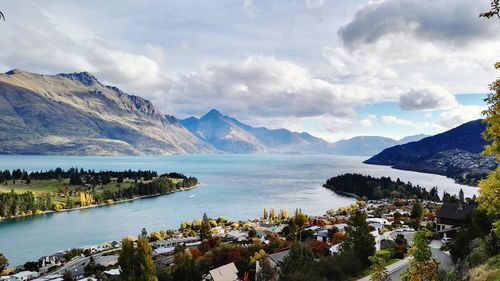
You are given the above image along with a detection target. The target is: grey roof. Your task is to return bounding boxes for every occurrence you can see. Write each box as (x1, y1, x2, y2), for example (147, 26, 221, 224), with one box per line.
(268, 250, 290, 265)
(437, 202, 474, 221)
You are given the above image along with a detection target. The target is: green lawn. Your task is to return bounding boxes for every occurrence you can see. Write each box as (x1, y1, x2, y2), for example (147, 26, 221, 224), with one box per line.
(0, 177, 184, 207)
(0, 179, 68, 194)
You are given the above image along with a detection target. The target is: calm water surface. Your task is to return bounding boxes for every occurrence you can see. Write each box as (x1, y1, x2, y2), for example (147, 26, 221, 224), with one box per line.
(0, 154, 476, 265)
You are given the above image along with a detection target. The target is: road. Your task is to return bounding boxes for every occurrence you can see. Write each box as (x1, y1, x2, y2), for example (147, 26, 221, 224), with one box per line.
(358, 231, 453, 281)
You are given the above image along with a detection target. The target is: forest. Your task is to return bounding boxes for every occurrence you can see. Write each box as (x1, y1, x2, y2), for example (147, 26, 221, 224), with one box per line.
(323, 173, 444, 201)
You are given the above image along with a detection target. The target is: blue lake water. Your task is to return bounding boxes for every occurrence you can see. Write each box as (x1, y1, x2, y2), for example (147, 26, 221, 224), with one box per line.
(0, 154, 477, 266)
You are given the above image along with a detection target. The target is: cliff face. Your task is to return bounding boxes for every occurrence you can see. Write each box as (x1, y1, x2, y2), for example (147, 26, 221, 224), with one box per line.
(0, 70, 214, 155)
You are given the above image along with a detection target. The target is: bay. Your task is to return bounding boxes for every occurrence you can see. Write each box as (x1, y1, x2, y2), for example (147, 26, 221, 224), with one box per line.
(0, 154, 476, 266)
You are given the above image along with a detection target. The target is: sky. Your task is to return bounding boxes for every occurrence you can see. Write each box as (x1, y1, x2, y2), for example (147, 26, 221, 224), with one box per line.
(0, 0, 499, 141)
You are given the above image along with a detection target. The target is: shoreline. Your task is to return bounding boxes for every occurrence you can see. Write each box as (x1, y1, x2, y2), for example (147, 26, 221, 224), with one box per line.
(0, 183, 200, 223)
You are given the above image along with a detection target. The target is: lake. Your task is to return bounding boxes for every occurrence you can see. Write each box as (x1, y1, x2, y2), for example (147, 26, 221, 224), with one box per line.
(0, 154, 476, 266)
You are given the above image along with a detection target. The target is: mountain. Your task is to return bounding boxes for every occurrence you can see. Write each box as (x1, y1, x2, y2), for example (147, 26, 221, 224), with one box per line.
(398, 134, 430, 144)
(328, 134, 429, 156)
(364, 120, 497, 185)
(180, 109, 335, 154)
(0, 69, 213, 155)
(330, 136, 399, 156)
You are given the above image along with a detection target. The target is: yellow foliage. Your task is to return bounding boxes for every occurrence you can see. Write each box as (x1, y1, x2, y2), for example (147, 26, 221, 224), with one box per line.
(250, 249, 267, 264)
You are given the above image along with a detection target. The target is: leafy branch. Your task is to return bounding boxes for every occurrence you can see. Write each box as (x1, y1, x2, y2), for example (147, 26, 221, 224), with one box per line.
(480, 0, 500, 19)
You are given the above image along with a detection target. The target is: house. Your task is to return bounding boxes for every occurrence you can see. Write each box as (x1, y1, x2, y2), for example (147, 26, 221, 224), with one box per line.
(206, 262, 239, 281)
(152, 247, 175, 257)
(66, 266, 85, 280)
(7, 271, 39, 281)
(314, 230, 330, 243)
(103, 268, 121, 278)
(436, 202, 474, 238)
(255, 248, 290, 280)
(95, 255, 118, 267)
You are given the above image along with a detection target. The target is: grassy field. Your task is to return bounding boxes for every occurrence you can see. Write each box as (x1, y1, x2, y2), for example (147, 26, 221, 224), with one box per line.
(0, 178, 67, 194)
(0, 177, 185, 206)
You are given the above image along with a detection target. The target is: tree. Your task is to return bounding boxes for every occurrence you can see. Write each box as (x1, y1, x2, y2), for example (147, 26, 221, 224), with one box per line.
(340, 209, 376, 266)
(369, 256, 390, 281)
(257, 258, 278, 281)
(136, 238, 157, 281)
(118, 237, 136, 280)
(410, 200, 422, 220)
(480, 0, 500, 19)
(459, 189, 465, 203)
(0, 253, 8, 272)
(403, 229, 440, 281)
(279, 243, 315, 281)
(119, 237, 158, 281)
(479, 61, 500, 235)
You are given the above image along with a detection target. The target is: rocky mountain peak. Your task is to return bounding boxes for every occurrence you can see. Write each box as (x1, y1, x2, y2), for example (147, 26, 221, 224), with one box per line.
(58, 71, 99, 87)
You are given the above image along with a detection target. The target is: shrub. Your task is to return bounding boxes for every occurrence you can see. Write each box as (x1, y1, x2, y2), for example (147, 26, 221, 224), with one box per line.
(374, 249, 392, 261)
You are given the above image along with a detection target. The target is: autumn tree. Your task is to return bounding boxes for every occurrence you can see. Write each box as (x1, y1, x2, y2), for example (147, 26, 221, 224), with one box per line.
(136, 238, 157, 281)
(118, 237, 158, 281)
(479, 61, 500, 234)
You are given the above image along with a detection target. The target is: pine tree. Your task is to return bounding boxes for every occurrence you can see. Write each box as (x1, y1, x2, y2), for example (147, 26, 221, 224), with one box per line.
(340, 209, 375, 266)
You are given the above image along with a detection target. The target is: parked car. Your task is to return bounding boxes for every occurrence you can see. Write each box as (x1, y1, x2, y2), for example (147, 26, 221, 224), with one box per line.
(441, 237, 452, 244)
(402, 225, 414, 232)
(395, 228, 403, 232)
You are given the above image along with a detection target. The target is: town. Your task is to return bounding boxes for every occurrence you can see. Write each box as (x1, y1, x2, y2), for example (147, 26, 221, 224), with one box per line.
(0, 195, 481, 281)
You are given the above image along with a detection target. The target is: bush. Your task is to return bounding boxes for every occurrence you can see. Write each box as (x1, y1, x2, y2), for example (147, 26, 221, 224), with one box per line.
(467, 238, 490, 267)
(374, 249, 392, 261)
(380, 239, 395, 250)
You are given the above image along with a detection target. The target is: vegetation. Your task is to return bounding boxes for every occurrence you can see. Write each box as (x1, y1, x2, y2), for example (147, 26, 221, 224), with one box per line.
(0, 168, 198, 219)
(402, 229, 440, 281)
(479, 8, 500, 236)
(0, 253, 8, 273)
(119, 237, 158, 281)
(340, 209, 376, 266)
(324, 173, 441, 201)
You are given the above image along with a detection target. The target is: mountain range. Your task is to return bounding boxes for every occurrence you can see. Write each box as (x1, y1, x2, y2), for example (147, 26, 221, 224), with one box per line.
(0, 69, 429, 156)
(0, 70, 213, 155)
(179, 110, 429, 155)
(365, 119, 498, 185)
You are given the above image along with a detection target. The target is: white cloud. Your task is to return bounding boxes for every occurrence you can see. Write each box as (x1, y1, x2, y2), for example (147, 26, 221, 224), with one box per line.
(339, 0, 495, 49)
(399, 87, 458, 111)
(438, 105, 485, 128)
(360, 114, 377, 128)
(164, 56, 374, 121)
(382, 115, 415, 127)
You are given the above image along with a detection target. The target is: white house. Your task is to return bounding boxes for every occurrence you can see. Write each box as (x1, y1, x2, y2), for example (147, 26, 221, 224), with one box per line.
(7, 271, 39, 281)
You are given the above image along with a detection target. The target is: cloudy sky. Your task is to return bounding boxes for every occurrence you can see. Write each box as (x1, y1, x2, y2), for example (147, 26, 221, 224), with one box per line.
(0, 0, 499, 141)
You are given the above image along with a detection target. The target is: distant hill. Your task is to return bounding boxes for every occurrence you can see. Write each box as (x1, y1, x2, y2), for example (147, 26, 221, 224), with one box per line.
(364, 120, 497, 185)
(398, 134, 430, 144)
(0, 69, 213, 155)
(180, 109, 335, 154)
(328, 134, 429, 156)
(330, 136, 398, 156)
